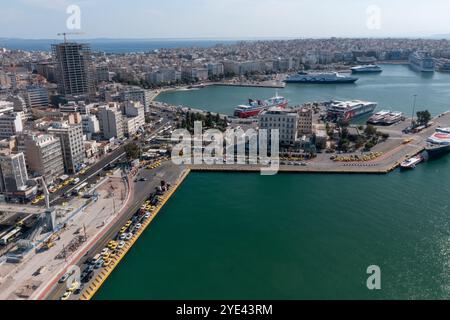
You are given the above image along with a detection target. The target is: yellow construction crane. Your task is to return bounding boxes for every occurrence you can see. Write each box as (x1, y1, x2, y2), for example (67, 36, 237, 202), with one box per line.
(57, 32, 85, 43)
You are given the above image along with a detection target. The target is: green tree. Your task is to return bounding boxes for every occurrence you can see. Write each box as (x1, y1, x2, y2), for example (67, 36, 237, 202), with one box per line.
(416, 110, 431, 126)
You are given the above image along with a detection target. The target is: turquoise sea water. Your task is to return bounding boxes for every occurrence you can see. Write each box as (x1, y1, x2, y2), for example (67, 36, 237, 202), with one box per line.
(95, 156, 450, 300)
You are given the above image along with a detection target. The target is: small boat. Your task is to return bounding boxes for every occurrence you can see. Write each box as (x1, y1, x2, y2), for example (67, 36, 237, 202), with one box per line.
(400, 155, 423, 170)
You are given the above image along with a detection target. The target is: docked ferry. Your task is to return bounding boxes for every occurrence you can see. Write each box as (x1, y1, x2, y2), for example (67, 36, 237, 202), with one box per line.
(383, 111, 404, 125)
(234, 94, 288, 118)
(327, 100, 377, 121)
(351, 65, 383, 74)
(284, 72, 358, 84)
(426, 130, 450, 158)
(367, 110, 391, 125)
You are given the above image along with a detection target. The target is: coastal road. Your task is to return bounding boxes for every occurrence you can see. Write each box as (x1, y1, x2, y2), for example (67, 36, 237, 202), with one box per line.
(45, 160, 184, 300)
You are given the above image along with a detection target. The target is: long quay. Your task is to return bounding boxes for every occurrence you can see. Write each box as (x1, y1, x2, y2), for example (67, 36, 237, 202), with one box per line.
(187, 108, 450, 174)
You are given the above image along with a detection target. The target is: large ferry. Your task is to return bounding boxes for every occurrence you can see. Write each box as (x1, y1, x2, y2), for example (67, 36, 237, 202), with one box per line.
(234, 94, 288, 118)
(426, 130, 450, 158)
(367, 110, 391, 125)
(351, 65, 383, 74)
(327, 100, 377, 121)
(285, 72, 358, 84)
(409, 52, 435, 72)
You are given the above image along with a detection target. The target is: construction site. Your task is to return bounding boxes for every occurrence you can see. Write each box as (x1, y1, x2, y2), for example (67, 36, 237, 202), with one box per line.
(0, 168, 129, 299)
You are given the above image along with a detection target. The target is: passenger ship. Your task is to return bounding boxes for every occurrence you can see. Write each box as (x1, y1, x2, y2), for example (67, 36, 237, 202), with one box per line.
(409, 52, 435, 72)
(327, 100, 377, 121)
(234, 94, 288, 118)
(285, 72, 358, 84)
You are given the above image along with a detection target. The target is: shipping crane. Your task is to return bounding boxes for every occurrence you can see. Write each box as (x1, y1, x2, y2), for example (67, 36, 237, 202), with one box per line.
(56, 32, 85, 43)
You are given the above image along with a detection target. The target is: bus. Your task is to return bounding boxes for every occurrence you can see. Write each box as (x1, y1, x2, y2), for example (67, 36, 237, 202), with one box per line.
(0, 227, 22, 246)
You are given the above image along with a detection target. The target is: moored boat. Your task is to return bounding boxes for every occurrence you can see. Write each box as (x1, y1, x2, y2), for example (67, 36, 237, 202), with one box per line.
(367, 110, 391, 125)
(285, 72, 358, 84)
(234, 94, 288, 118)
(401, 155, 423, 170)
(426, 131, 450, 158)
(327, 100, 377, 121)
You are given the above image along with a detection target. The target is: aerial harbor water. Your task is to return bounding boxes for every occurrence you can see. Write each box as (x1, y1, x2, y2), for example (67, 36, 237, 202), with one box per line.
(156, 64, 450, 117)
(92, 65, 450, 300)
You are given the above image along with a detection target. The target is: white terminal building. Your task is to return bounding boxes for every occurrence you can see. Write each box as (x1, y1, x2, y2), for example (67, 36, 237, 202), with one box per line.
(259, 107, 299, 146)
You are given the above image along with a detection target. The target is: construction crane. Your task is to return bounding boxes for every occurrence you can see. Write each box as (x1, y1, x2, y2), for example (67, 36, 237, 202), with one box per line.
(57, 32, 85, 43)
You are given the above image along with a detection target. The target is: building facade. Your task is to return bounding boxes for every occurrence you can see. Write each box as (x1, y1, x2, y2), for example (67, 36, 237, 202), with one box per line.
(48, 123, 85, 174)
(259, 107, 299, 146)
(23, 134, 65, 184)
(98, 104, 124, 140)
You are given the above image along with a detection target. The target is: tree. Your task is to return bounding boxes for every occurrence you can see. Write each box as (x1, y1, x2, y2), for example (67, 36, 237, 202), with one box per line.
(124, 143, 141, 160)
(416, 110, 431, 126)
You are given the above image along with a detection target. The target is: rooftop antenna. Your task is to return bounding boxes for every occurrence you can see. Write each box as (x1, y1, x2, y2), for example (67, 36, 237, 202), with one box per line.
(57, 32, 85, 43)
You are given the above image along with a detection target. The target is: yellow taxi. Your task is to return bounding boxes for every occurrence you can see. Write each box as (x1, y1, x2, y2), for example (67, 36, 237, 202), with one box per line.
(61, 291, 71, 300)
(68, 281, 79, 293)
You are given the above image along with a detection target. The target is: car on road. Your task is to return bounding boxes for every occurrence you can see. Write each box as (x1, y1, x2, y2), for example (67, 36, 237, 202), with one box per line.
(125, 233, 133, 241)
(74, 284, 84, 295)
(119, 233, 127, 240)
(118, 240, 126, 249)
(119, 227, 127, 234)
(103, 259, 112, 267)
(125, 221, 132, 228)
(61, 291, 71, 300)
(95, 259, 104, 269)
(139, 177, 148, 182)
(101, 248, 109, 256)
(68, 281, 80, 292)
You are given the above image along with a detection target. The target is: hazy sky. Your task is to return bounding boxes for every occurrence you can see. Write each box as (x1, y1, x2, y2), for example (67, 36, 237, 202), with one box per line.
(2, 0, 450, 39)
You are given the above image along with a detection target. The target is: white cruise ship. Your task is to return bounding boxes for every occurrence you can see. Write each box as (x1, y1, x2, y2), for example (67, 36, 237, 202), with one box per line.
(409, 52, 435, 72)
